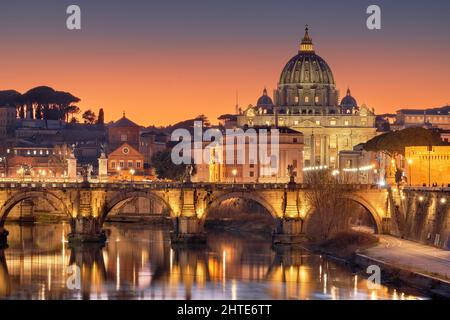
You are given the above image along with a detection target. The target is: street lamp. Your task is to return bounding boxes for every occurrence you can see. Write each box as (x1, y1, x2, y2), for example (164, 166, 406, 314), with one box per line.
(407, 159, 413, 186)
(116, 167, 121, 181)
(231, 168, 237, 183)
(129, 168, 135, 182)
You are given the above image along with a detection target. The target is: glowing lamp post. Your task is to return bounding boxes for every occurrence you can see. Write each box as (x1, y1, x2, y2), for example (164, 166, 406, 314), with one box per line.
(116, 167, 121, 181)
(232, 168, 237, 184)
(129, 168, 135, 182)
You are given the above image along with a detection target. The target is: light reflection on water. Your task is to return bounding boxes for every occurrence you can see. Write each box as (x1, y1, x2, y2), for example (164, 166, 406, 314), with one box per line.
(0, 223, 427, 300)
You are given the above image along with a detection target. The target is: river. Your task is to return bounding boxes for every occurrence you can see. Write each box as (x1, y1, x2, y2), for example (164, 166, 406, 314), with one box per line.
(0, 222, 428, 300)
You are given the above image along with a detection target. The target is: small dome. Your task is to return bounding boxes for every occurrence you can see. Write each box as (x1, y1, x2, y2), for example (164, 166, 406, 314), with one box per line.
(340, 88, 358, 109)
(256, 88, 274, 107)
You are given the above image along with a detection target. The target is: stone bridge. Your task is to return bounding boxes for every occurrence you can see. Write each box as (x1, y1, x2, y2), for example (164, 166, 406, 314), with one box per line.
(0, 181, 392, 247)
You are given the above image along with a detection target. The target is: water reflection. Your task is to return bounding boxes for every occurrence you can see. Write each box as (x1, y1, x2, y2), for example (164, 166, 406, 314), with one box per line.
(1, 223, 426, 300)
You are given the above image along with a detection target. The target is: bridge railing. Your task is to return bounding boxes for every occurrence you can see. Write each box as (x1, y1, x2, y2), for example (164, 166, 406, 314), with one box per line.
(402, 186, 450, 192)
(0, 180, 380, 191)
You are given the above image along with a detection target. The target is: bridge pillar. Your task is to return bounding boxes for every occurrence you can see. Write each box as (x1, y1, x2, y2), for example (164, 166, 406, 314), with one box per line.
(0, 227, 8, 248)
(170, 187, 206, 244)
(272, 189, 305, 245)
(68, 190, 106, 244)
(68, 217, 106, 244)
(272, 218, 304, 245)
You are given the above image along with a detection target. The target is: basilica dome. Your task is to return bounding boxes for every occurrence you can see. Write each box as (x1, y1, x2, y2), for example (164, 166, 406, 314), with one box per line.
(279, 27, 335, 86)
(275, 26, 339, 108)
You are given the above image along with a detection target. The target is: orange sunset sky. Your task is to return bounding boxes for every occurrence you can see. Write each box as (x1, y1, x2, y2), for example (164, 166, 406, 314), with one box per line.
(1, 0, 449, 126)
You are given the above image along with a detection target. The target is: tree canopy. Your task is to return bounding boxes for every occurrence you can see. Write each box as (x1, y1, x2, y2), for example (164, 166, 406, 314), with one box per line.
(82, 109, 97, 124)
(363, 127, 444, 157)
(1, 86, 81, 122)
(151, 149, 195, 181)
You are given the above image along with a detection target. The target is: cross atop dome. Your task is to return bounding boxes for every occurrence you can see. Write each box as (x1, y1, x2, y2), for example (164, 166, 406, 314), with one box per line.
(300, 24, 314, 53)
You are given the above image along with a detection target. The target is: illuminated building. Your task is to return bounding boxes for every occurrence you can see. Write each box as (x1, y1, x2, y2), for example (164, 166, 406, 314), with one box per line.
(192, 127, 304, 183)
(236, 26, 377, 168)
(395, 106, 450, 130)
(107, 143, 144, 177)
(404, 146, 450, 187)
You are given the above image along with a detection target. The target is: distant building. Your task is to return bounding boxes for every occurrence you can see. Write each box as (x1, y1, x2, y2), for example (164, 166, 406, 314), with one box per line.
(0, 106, 16, 139)
(338, 145, 378, 184)
(139, 131, 168, 166)
(107, 143, 144, 177)
(107, 113, 141, 151)
(405, 146, 450, 187)
(1, 143, 73, 179)
(395, 106, 450, 130)
(193, 127, 304, 183)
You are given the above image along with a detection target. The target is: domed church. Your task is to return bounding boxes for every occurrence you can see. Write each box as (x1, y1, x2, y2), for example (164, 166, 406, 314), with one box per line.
(237, 26, 377, 168)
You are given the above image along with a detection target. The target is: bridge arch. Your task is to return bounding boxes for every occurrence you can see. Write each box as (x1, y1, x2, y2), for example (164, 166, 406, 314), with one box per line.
(102, 190, 173, 224)
(0, 191, 71, 225)
(204, 191, 279, 223)
(303, 193, 382, 234)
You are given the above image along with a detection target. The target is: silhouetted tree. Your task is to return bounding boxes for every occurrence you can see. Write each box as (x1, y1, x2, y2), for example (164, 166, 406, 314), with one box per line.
(304, 170, 356, 242)
(97, 108, 105, 125)
(151, 149, 195, 181)
(20, 86, 80, 122)
(0, 90, 22, 117)
(66, 105, 80, 122)
(364, 127, 444, 158)
(82, 109, 96, 124)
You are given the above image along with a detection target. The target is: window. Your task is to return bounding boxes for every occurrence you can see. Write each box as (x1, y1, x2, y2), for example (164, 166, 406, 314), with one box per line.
(316, 120, 321, 125)
(120, 134, 128, 142)
(250, 164, 255, 168)
(305, 96, 309, 103)
(119, 161, 124, 168)
(295, 96, 299, 103)
(293, 138, 298, 143)
(293, 159, 298, 168)
(294, 120, 299, 125)
(111, 161, 116, 168)
(344, 120, 349, 126)
(315, 96, 319, 103)
(136, 161, 141, 168)
(330, 120, 336, 126)
(128, 161, 133, 168)
(249, 171, 254, 177)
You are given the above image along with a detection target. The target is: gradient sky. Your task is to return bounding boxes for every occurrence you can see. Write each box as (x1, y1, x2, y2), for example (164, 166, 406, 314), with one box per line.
(1, 0, 449, 126)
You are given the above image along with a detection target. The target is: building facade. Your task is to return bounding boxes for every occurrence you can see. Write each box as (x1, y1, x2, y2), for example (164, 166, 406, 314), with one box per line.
(107, 114, 141, 151)
(0, 106, 16, 140)
(139, 131, 168, 166)
(404, 146, 450, 187)
(396, 106, 450, 130)
(107, 143, 144, 177)
(236, 27, 377, 169)
(193, 127, 304, 183)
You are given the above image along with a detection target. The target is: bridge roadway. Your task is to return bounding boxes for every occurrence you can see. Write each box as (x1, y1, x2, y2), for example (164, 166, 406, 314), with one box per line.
(0, 180, 390, 247)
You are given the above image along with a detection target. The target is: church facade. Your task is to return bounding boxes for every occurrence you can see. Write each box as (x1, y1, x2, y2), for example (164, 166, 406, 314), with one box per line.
(236, 26, 377, 169)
